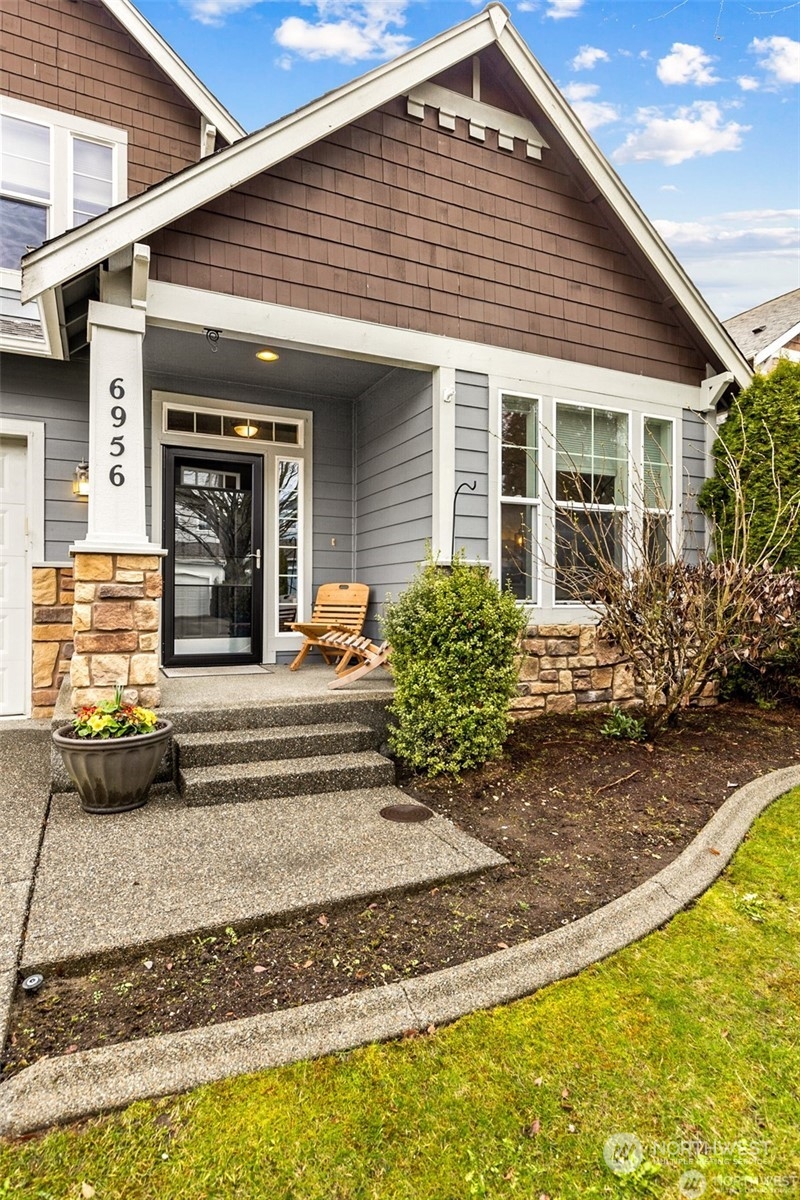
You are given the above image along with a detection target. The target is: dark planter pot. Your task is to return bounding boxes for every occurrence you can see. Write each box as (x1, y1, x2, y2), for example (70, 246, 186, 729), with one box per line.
(52, 721, 173, 814)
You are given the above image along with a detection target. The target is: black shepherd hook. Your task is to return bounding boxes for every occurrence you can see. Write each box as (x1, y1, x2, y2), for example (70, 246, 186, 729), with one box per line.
(452, 479, 477, 561)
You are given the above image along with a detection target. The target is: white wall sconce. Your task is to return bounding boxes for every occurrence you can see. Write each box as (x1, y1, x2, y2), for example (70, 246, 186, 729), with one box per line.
(73, 459, 90, 498)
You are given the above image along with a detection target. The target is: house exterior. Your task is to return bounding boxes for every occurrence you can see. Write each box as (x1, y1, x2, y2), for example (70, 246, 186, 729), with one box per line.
(2, 0, 751, 719)
(724, 288, 800, 374)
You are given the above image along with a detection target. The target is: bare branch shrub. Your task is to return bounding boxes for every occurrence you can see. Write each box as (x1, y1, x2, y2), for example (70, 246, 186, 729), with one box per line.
(552, 421, 800, 736)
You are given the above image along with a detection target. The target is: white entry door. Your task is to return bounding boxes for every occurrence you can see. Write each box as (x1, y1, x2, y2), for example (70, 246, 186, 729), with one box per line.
(0, 437, 30, 716)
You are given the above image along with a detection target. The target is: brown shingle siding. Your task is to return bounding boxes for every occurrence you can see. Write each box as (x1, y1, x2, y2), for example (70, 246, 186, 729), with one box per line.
(150, 89, 706, 384)
(2, 0, 204, 193)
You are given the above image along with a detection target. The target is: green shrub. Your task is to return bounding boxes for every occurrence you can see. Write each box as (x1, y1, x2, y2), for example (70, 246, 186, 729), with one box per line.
(381, 553, 527, 776)
(699, 359, 800, 569)
(600, 705, 647, 742)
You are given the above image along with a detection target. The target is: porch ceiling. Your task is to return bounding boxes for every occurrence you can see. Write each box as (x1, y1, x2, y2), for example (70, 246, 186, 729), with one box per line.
(144, 327, 398, 400)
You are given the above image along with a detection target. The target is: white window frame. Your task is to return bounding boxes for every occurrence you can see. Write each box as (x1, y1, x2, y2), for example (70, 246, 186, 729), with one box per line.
(274, 455, 304, 641)
(499, 389, 541, 604)
(552, 398, 631, 606)
(491, 378, 682, 622)
(641, 413, 677, 565)
(0, 96, 127, 353)
(152, 390, 313, 664)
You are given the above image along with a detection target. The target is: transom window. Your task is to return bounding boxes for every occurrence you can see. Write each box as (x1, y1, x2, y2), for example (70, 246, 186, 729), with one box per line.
(165, 405, 301, 447)
(0, 99, 125, 272)
(500, 393, 539, 602)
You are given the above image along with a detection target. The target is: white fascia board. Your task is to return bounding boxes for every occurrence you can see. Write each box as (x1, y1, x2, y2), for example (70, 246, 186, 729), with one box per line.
(754, 319, 800, 366)
(494, 23, 753, 392)
(21, 10, 497, 304)
(99, 0, 244, 145)
(147, 279, 705, 410)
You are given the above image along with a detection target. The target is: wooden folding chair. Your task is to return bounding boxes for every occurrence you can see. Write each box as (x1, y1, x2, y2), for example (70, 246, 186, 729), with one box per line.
(288, 582, 369, 671)
(319, 631, 392, 689)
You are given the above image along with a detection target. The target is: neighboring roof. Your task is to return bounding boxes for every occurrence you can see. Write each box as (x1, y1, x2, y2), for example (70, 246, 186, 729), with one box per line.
(100, 0, 245, 145)
(22, 2, 751, 387)
(724, 288, 800, 364)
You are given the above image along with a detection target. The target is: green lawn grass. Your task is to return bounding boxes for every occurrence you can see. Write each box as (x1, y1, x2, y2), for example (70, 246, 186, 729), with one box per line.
(3, 790, 799, 1200)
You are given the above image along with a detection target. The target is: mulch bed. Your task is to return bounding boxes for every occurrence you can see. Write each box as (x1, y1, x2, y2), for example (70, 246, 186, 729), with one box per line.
(5, 701, 800, 1078)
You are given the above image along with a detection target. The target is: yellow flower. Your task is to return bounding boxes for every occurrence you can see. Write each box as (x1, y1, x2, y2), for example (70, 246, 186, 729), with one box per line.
(88, 713, 112, 733)
(133, 707, 156, 727)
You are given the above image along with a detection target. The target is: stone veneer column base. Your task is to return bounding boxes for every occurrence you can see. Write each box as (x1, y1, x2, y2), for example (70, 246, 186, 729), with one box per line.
(512, 623, 717, 715)
(70, 553, 163, 711)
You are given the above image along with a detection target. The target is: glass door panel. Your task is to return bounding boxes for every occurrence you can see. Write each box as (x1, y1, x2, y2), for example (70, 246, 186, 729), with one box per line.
(163, 449, 263, 666)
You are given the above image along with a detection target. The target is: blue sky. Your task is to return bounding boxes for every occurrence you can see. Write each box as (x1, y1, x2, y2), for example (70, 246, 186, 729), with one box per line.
(137, 0, 800, 320)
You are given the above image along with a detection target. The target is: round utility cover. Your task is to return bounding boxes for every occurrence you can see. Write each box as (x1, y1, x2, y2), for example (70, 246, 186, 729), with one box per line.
(380, 803, 434, 823)
(21, 973, 44, 993)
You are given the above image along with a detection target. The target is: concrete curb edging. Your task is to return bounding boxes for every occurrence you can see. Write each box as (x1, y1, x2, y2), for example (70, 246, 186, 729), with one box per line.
(3, 764, 799, 1139)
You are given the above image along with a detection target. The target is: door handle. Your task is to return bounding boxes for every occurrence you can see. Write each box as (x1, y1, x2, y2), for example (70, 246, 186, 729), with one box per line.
(244, 549, 261, 569)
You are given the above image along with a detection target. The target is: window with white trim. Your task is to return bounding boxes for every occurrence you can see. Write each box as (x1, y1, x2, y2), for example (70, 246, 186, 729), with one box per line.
(277, 459, 300, 632)
(0, 99, 126, 272)
(554, 403, 629, 602)
(643, 416, 674, 565)
(500, 393, 539, 602)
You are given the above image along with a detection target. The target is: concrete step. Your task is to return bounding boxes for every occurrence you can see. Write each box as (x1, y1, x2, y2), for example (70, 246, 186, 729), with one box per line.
(175, 722, 379, 769)
(162, 694, 391, 737)
(179, 750, 395, 807)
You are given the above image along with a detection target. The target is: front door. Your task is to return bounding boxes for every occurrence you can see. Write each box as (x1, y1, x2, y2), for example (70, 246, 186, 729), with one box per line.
(163, 448, 263, 666)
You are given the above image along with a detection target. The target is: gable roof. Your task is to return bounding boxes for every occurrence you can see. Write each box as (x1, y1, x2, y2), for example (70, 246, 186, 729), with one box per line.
(724, 288, 800, 365)
(100, 0, 245, 145)
(22, 2, 751, 387)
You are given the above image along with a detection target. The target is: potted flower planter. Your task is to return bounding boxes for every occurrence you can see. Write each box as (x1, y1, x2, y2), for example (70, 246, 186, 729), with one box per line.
(52, 688, 173, 814)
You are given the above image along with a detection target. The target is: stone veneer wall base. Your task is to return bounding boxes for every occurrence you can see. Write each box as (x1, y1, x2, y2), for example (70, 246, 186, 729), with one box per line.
(512, 623, 717, 715)
(31, 566, 75, 719)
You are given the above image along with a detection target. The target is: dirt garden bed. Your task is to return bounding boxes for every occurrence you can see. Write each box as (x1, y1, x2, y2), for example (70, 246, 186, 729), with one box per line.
(4, 701, 800, 1078)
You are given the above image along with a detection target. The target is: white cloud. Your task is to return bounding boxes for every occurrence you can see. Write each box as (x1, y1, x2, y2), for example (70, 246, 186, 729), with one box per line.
(751, 36, 800, 85)
(657, 42, 720, 87)
(571, 45, 610, 71)
(545, 0, 583, 19)
(518, 1, 537, 10)
(613, 101, 748, 166)
(660, 184, 679, 192)
(737, 75, 760, 92)
(183, 0, 261, 25)
(561, 81, 619, 129)
(653, 209, 800, 317)
(274, 1, 412, 64)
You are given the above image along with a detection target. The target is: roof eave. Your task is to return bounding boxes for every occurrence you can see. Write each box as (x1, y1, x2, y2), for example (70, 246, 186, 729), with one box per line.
(100, 0, 245, 144)
(21, 7, 497, 303)
(494, 22, 752, 389)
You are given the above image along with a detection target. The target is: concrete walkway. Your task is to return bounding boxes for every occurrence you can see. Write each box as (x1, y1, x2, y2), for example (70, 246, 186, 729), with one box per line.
(2, 714, 799, 1138)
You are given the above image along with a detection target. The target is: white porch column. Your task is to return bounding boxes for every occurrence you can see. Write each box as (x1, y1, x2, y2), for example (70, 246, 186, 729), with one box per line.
(72, 300, 161, 556)
(431, 366, 457, 560)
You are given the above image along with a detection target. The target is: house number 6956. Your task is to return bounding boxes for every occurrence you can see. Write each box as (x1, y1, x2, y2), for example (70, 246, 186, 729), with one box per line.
(109, 378, 126, 486)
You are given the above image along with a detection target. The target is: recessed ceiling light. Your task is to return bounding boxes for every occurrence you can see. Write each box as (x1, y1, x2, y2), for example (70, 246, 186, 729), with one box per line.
(256, 348, 279, 362)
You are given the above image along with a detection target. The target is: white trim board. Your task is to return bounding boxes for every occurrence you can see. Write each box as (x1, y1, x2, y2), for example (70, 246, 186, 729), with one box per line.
(0, 418, 45, 718)
(20, 5, 750, 390)
(754, 319, 800, 367)
(146, 281, 708, 410)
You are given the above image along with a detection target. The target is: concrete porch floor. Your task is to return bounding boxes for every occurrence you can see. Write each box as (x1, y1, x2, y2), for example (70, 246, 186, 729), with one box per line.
(158, 663, 395, 713)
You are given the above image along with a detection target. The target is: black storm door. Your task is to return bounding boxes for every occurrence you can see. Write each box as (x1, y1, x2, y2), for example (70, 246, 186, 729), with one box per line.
(163, 448, 263, 666)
